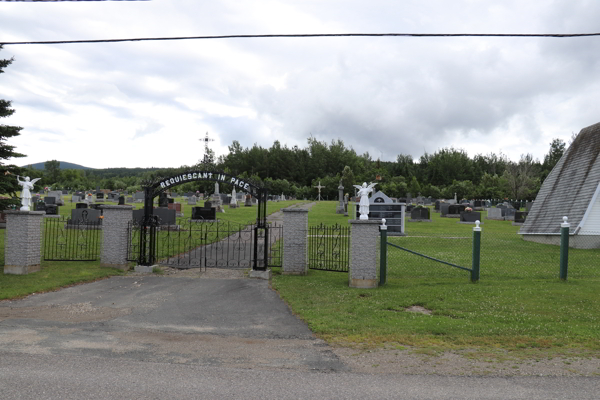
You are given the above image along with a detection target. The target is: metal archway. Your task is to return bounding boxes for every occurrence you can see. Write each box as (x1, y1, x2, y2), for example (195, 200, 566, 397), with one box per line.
(136, 170, 269, 270)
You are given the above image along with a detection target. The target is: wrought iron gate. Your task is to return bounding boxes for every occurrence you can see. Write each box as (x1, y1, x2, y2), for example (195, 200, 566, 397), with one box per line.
(43, 213, 102, 261)
(127, 218, 282, 269)
(308, 223, 350, 272)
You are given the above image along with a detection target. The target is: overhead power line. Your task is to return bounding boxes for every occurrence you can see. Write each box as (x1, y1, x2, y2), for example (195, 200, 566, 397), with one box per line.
(1, 32, 600, 46)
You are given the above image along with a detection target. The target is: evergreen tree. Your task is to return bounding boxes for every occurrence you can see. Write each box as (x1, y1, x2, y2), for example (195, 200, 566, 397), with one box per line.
(0, 46, 26, 209)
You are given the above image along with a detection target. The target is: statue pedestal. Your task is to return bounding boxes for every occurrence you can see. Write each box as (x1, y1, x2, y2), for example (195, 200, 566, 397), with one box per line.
(348, 219, 380, 288)
(3, 210, 45, 275)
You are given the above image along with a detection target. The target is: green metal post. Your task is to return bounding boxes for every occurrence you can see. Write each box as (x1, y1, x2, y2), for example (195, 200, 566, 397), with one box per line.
(379, 219, 388, 286)
(471, 220, 481, 282)
(559, 216, 570, 281)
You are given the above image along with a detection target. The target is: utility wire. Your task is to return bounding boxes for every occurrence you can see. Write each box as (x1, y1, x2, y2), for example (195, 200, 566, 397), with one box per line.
(2, 32, 600, 46)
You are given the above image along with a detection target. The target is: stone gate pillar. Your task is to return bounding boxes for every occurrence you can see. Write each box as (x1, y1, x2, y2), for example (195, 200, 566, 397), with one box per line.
(348, 219, 380, 288)
(3, 210, 45, 275)
(282, 208, 309, 275)
(99, 205, 133, 271)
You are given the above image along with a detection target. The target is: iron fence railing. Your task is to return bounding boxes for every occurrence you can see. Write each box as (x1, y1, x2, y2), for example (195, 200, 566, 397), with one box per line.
(308, 223, 350, 272)
(43, 215, 102, 261)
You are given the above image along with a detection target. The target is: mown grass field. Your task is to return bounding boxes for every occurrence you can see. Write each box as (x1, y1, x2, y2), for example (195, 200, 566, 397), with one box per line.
(272, 201, 600, 357)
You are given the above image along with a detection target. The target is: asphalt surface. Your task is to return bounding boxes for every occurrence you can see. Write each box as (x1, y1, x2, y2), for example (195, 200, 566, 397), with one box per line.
(1, 274, 599, 399)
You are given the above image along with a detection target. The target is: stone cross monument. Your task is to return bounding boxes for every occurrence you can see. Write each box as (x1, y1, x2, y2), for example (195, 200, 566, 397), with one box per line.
(336, 179, 345, 214)
(313, 181, 325, 201)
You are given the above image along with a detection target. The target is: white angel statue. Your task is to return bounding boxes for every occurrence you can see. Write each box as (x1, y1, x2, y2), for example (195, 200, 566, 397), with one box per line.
(16, 175, 41, 211)
(353, 182, 377, 220)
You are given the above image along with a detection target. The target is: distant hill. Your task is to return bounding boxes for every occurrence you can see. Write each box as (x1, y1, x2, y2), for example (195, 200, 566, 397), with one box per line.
(23, 161, 93, 170)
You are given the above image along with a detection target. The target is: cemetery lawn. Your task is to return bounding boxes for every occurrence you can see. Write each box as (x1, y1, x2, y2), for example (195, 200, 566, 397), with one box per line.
(0, 198, 306, 300)
(272, 202, 600, 358)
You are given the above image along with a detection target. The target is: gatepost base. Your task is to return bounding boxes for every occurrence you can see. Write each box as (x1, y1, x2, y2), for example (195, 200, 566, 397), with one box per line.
(101, 263, 130, 271)
(349, 278, 378, 289)
(249, 269, 272, 280)
(134, 265, 158, 273)
(4, 264, 41, 275)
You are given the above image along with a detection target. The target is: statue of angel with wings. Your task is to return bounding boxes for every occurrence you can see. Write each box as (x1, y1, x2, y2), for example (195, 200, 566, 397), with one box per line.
(16, 175, 41, 211)
(353, 182, 377, 220)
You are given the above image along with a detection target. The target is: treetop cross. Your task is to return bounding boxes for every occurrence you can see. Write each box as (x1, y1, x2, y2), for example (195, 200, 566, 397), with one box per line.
(199, 131, 215, 164)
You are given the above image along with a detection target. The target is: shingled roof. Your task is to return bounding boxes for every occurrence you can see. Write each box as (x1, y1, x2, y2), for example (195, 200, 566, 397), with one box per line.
(520, 121, 600, 235)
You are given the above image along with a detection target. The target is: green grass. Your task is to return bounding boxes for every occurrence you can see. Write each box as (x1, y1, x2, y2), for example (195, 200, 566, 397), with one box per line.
(0, 260, 126, 300)
(272, 203, 600, 355)
(308, 201, 354, 227)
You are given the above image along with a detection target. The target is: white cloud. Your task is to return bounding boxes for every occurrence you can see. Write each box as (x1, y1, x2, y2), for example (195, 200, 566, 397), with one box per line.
(1, 0, 599, 168)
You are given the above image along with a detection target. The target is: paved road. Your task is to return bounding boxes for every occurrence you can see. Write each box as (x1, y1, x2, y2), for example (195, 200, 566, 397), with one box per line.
(1, 275, 599, 399)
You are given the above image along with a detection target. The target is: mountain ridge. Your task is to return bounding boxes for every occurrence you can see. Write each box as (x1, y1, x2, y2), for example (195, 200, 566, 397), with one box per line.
(23, 161, 93, 170)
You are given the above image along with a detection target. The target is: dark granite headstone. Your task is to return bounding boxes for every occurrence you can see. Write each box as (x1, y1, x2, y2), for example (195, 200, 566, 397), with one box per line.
(45, 204, 59, 215)
(132, 208, 176, 226)
(448, 204, 466, 215)
(118, 196, 125, 205)
(192, 207, 216, 220)
(76, 203, 88, 209)
(515, 211, 528, 223)
(69, 208, 102, 224)
(154, 207, 176, 225)
(460, 211, 481, 223)
(410, 207, 430, 220)
(44, 196, 56, 205)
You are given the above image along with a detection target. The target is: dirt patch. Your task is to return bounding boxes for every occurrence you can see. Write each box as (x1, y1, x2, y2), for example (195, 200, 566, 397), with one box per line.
(405, 305, 432, 315)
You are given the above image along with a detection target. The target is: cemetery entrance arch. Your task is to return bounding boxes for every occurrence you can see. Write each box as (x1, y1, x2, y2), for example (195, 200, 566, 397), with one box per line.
(134, 170, 270, 270)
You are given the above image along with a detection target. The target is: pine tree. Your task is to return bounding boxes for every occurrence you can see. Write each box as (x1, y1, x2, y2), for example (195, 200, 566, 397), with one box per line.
(0, 45, 26, 210)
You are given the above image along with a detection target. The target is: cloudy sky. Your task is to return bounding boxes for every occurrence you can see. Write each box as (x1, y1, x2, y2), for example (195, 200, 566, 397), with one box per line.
(1, 0, 599, 169)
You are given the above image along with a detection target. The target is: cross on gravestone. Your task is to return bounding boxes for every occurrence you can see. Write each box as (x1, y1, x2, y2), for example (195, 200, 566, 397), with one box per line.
(313, 181, 325, 201)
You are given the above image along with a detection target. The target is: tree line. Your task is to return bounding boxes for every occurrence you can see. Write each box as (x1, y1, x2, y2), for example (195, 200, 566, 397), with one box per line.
(15, 136, 566, 202)
(217, 137, 566, 201)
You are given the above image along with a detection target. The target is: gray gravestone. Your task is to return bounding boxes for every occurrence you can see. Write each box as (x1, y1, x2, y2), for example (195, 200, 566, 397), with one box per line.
(486, 208, 504, 220)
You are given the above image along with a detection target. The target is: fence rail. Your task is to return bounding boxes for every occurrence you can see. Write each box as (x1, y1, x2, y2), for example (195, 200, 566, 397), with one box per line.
(382, 222, 600, 282)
